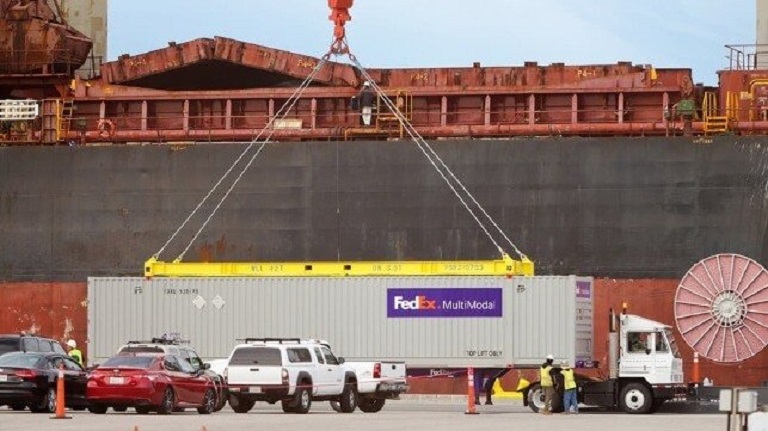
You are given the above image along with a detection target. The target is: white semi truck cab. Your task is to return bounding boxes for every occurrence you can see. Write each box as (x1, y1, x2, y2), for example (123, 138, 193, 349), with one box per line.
(525, 311, 686, 414)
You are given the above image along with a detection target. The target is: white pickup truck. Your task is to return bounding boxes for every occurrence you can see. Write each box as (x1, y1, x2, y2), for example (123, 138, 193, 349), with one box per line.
(224, 338, 407, 414)
(336, 361, 408, 412)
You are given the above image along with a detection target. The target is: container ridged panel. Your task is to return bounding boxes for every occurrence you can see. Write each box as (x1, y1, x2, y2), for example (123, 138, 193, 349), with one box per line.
(88, 276, 592, 367)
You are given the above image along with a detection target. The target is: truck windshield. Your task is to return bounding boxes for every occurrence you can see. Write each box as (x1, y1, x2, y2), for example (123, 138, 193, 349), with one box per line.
(664, 329, 680, 357)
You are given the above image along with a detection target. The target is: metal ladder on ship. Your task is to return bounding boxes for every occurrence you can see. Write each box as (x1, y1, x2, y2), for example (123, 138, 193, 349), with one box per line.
(702, 92, 737, 135)
(40, 99, 75, 144)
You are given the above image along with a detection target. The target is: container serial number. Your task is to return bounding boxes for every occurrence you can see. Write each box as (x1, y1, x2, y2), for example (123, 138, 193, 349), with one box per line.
(163, 289, 199, 295)
(444, 264, 485, 271)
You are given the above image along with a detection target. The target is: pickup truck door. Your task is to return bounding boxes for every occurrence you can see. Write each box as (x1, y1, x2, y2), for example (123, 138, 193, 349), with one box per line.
(319, 347, 344, 396)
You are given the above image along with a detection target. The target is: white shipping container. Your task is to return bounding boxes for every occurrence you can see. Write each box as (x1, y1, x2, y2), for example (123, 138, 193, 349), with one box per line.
(87, 276, 593, 368)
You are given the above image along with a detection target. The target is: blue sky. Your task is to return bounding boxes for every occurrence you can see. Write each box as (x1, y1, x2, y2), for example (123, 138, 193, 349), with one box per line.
(109, 1, 754, 85)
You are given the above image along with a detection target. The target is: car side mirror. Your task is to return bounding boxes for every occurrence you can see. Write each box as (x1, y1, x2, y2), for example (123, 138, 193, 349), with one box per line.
(203, 363, 211, 370)
(338, 357, 345, 364)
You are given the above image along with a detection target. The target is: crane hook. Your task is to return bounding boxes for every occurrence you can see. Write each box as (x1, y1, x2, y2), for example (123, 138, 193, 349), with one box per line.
(328, 0, 353, 54)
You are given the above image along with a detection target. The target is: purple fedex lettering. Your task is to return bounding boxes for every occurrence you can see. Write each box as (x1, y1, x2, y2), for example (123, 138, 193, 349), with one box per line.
(388, 288, 503, 318)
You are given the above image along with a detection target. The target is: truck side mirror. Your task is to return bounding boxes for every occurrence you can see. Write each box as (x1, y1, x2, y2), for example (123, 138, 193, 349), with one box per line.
(645, 348, 651, 355)
(203, 363, 211, 370)
(338, 357, 345, 364)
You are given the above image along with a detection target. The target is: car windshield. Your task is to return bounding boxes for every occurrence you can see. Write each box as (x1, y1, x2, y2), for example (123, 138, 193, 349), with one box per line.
(0, 353, 43, 368)
(0, 338, 20, 355)
(100, 356, 155, 369)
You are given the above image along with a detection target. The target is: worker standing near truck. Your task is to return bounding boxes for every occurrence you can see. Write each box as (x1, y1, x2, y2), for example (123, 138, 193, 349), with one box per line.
(561, 360, 578, 414)
(540, 354, 555, 415)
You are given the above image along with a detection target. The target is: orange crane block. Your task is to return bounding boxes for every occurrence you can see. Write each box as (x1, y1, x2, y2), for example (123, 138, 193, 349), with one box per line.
(328, 0, 353, 39)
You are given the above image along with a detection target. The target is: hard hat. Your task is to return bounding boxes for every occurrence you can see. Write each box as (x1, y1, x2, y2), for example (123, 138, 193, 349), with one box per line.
(363, 81, 371, 87)
(546, 354, 554, 360)
(67, 339, 77, 348)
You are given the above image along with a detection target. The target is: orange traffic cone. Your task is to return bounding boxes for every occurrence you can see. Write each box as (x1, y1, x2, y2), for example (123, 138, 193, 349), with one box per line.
(50, 364, 71, 419)
(465, 367, 478, 415)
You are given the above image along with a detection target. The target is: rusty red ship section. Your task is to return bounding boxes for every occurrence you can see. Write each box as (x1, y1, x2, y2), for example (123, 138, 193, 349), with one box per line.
(0, 282, 88, 359)
(50, 37, 696, 143)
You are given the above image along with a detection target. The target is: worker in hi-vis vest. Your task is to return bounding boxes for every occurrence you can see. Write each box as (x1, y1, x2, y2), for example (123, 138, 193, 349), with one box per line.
(561, 360, 578, 414)
(540, 354, 555, 414)
(67, 339, 83, 366)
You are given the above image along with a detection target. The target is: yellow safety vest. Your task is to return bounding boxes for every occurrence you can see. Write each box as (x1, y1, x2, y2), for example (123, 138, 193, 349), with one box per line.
(562, 368, 576, 390)
(70, 349, 83, 366)
(540, 365, 553, 387)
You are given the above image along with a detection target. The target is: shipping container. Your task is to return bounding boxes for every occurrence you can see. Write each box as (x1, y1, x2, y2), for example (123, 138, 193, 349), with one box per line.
(87, 276, 593, 367)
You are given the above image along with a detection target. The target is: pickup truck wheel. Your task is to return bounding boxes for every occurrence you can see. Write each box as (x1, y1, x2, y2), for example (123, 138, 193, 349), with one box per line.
(229, 394, 255, 414)
(338, 382, 358, 413)
(620, 383, 653, 414)
(358, 398, 385, 413)
(330, 401, 342, 412)
(281, 400, 296, 413)
(526, 383, 545, 413)
(135, 406, 150, 415)
(293, 387, 312, 414)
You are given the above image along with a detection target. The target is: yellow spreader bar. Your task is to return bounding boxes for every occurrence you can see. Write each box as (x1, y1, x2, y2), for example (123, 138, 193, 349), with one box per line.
(144, 254, 534, 278)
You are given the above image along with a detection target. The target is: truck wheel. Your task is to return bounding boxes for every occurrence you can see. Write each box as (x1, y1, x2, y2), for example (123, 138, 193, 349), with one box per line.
(282, 400, 296, 413)
(229, 394, 255, 414)
(358, 398, 385, 413)
(338, 382, 358, 413)
(620, 383, 653, 414)
(526, 383, 545, 413)
(293, 386, 312, 414)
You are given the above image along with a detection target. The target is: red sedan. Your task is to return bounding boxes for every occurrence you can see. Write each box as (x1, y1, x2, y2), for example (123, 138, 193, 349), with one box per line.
(87, 354, 216, 415)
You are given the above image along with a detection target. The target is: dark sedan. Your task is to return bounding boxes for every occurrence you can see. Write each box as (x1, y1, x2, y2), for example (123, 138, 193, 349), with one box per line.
(0, 352, 88, 412)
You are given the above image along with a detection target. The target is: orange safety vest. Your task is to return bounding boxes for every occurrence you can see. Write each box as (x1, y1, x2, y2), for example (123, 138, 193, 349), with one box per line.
(540, 365, 553, 387)
(562, 367, 576, 390)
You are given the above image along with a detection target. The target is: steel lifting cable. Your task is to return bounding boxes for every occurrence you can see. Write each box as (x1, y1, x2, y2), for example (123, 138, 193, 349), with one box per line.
(349, 56, 526, 260)
(153, 55, 331, 261)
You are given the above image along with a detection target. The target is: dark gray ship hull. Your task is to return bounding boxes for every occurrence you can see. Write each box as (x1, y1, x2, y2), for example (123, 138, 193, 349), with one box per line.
(2, 137, 767, 281)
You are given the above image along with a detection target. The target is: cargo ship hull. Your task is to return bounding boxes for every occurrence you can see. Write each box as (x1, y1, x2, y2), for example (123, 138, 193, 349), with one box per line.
(2, 136, 767, 281)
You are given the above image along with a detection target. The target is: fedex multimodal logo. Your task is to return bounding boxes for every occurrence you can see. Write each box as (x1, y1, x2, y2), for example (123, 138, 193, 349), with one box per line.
(387, 288, 502, 318)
